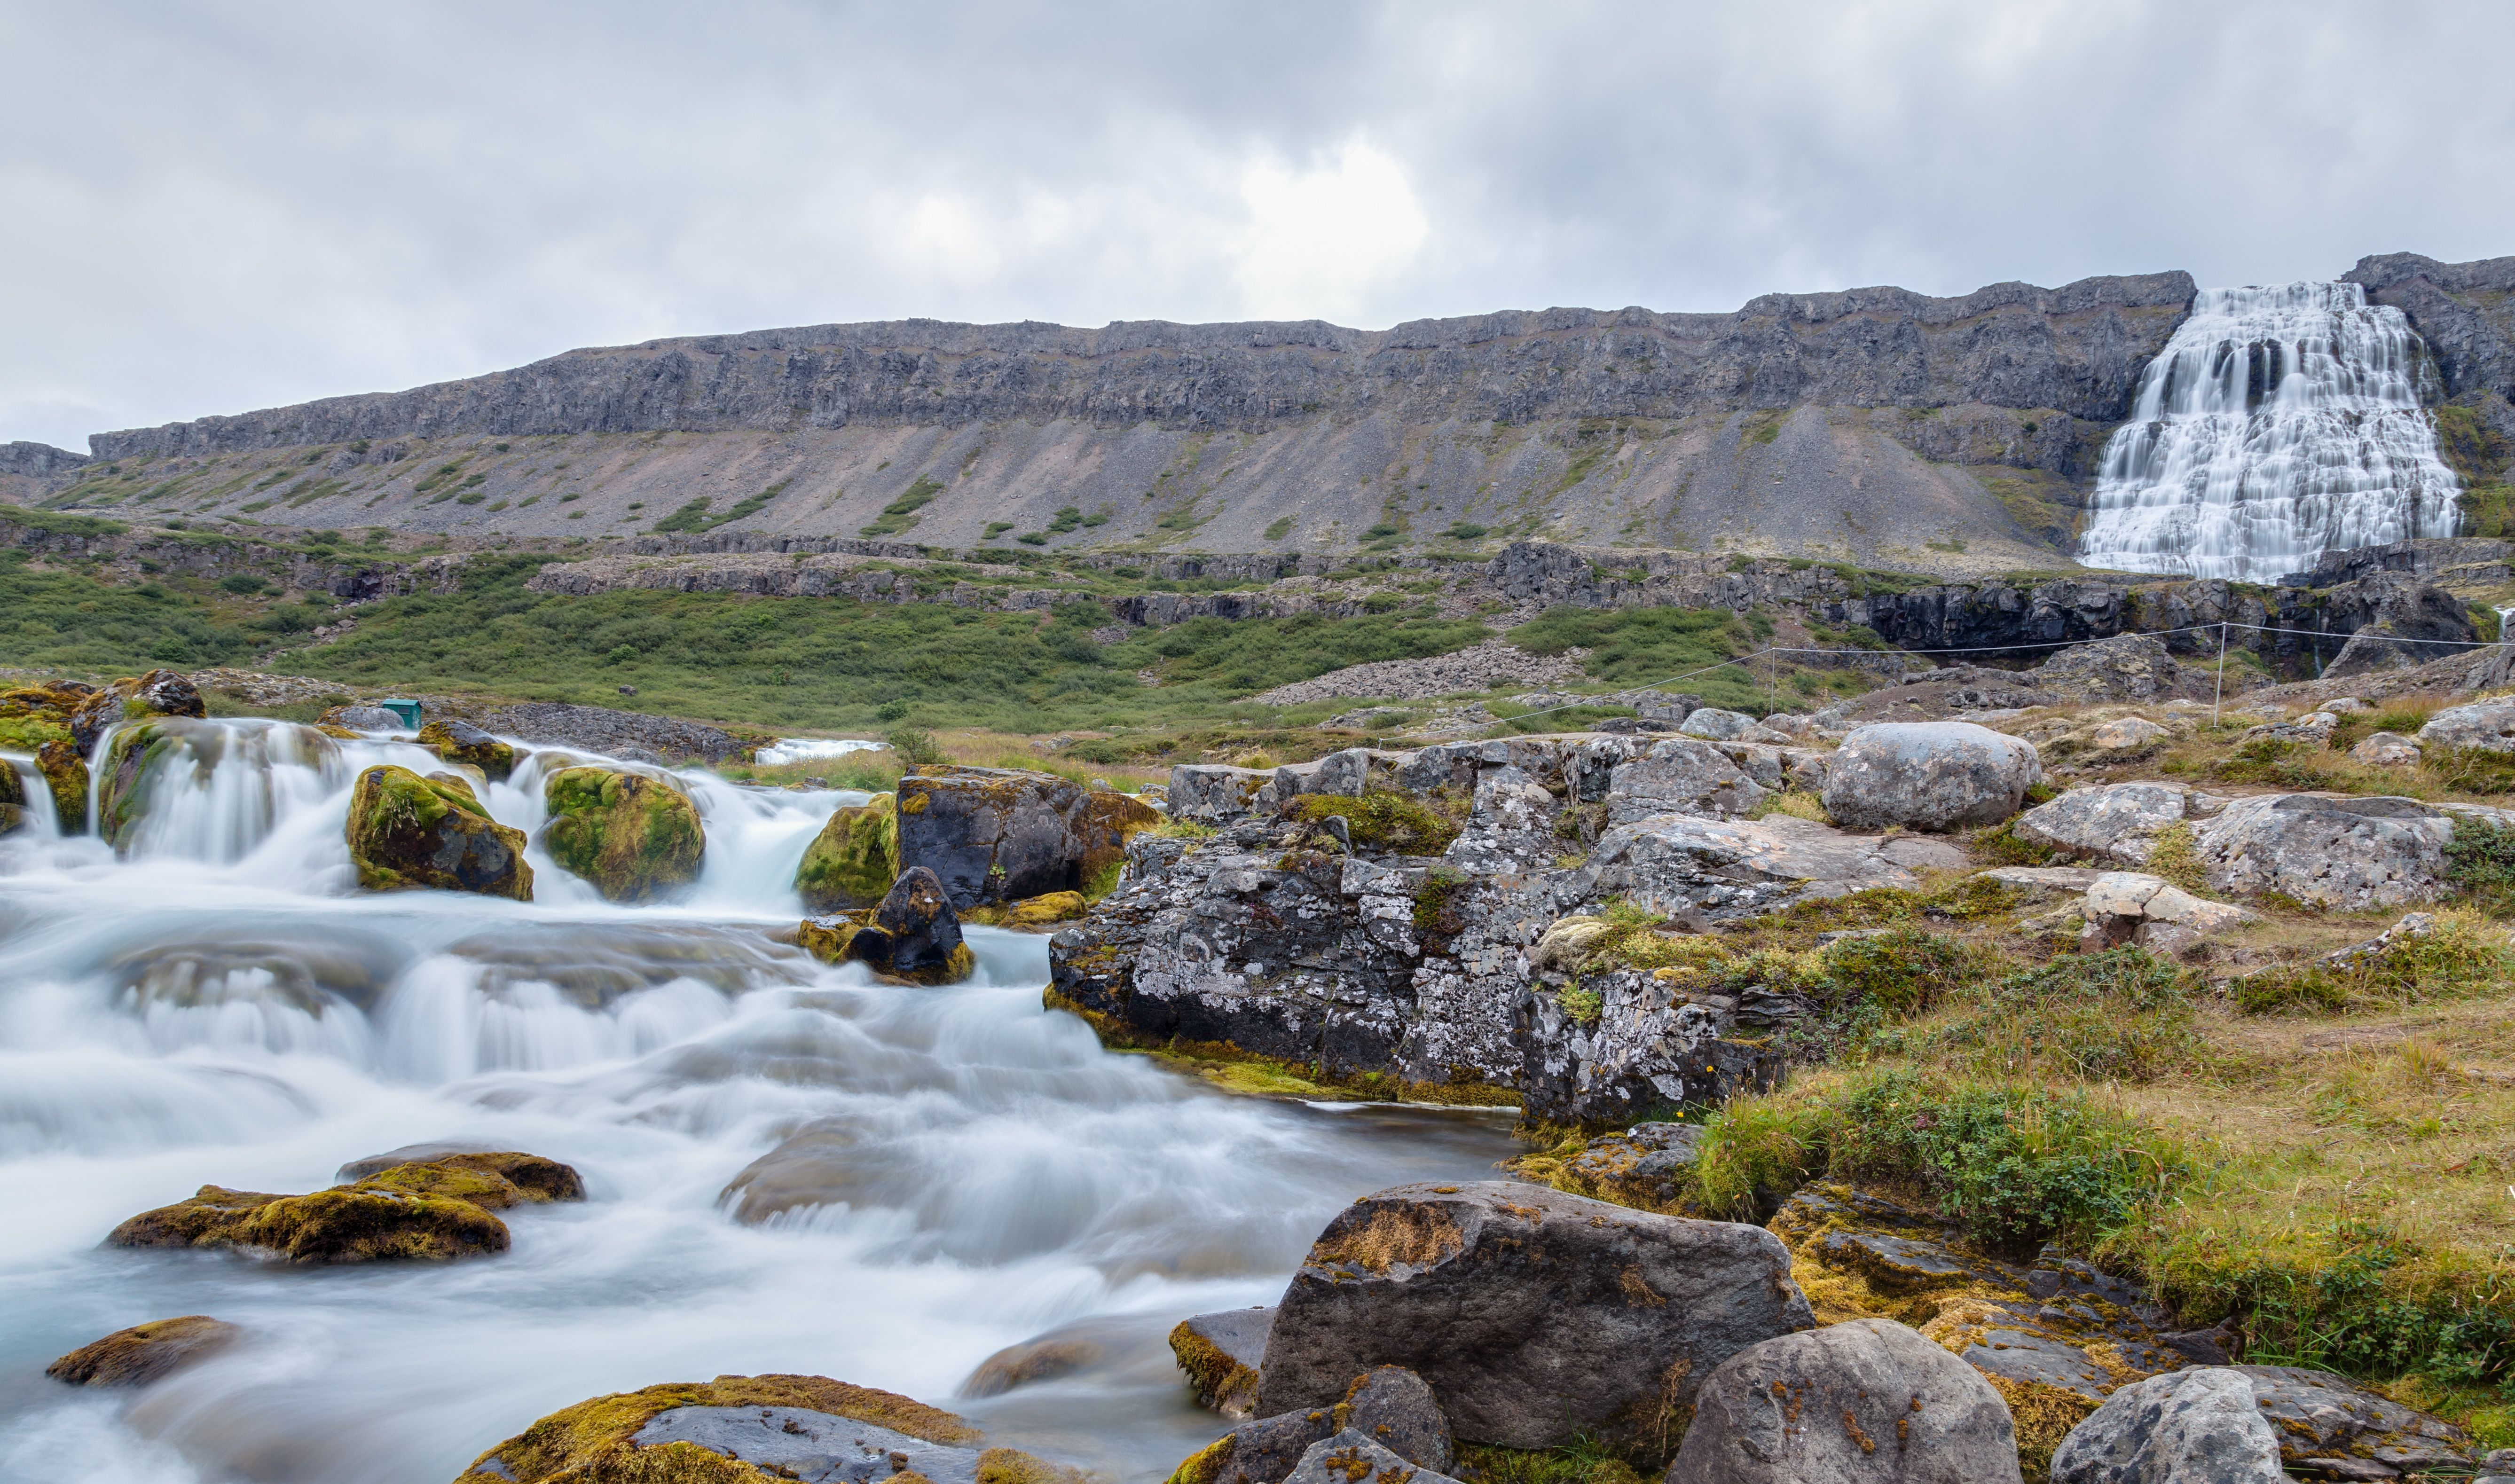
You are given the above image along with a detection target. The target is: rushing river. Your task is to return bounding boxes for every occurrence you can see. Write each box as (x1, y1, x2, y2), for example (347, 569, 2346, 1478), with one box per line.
(0, 720, 1519, 1484)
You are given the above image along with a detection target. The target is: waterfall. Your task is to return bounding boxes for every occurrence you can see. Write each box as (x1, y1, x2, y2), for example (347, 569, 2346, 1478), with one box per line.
(2076, 282, 2462, 583)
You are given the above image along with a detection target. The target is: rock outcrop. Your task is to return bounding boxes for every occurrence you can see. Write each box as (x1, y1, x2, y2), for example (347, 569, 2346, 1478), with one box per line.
(0, 761, 24, 836)
(106, 1150, 581, 1264)
(1254, 1181, 1812, 1456)
(1666, 1318, 2024, 1484)
(896, 769, 1159, 908)
(539, 766, 705, 902)
(347, 764, 533, 899)
(69, 668, 205, 757)
(46, 1316, 240, 1386)
(799, 864, 976, 984)
(1822, 722, 2041, 831)
(417, 718, 516, 782)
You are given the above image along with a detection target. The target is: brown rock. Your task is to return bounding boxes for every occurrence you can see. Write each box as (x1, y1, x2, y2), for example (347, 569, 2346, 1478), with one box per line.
(47, 1316, 239, 1386)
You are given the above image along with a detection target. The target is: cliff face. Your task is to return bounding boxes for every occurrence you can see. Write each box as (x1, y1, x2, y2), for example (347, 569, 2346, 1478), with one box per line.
(2348, 253, 2515, 402)
(87, 275, 2193, 460)
(0, 440, 88, 504)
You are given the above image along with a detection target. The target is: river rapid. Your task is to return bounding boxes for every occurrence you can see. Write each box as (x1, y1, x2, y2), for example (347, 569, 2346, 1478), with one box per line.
(0, 720, 1518, 1484)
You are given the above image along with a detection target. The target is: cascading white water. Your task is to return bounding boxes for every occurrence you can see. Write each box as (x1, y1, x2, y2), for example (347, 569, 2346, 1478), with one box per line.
(0, 719, 1516, 1484)
(2076, 282, 2462, 583)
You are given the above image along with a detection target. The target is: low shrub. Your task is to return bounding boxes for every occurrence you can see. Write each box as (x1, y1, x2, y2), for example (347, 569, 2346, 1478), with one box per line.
(2445, 816, 2515, 914)
(1923, 947, 2199, 1082)
(2233, 909, 2510, 1014)
(1819, 927, 1985, 1014)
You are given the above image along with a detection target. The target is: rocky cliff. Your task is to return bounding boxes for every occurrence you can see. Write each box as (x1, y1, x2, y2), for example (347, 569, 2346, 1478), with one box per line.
(2348, 253, 2515, 404)
(30, 274, 2201, 572)
(0, 439, 88, 504)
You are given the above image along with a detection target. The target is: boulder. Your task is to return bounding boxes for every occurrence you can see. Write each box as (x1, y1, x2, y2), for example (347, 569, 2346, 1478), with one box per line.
(1282, 1434, 1464, 1484)
(2011, 783, 2214, 867)
(0, 760, 23, 836)
(799, 865, 975, 984)
(1589, 812, 1969, 919)
(2034, 635, 2184, 703)
(2351, 731, 2422, 766)
(898, 768, 1161, 907)
(2419, 699, 2515, 753)
(1666, 1318, 2023, 1484)
(539, 766, 705, 902)
(0, 679, 87, 754)
(1604, 737, 1766, 821)
(37, 738, 86, 835)
(2190, 792, 2479, 910)
(1171, 1307, 1274, 1417)
(46, 1316, 240, 1386)
(1559, 1121, 1702, 1209)
(417, 718, 517, 782)
(2234, 1364, 2471, 1476)
(347, 764, 534, 899)
(1822, 722, 2041, 831)
(1677, 707, 1784, 743)
(452, 1373, 1077, 1484)
(70, 668, 204, 757)
(2080, 872, 2259, 951)
(322, 704, 409, 732)
(1170, 765, 1275, 823)
(1254, 1180, 1812, 1454)
(795, 791, 900, 912)
(2239, 711, 2337, 747)
(333, 1140, 499, 1182)
(2049, 1367, 2284, 1484)
(106, 1151, 582, 1264)
(1176, 1366, 1455, 1484)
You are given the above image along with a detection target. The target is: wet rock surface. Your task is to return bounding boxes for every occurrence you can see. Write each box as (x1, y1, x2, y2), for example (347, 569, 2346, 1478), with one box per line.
(1255, 1181, 1811, 1453)
(1282, 1433, 1465, 1484)
(1667, 1317, 2024, 1484)
(419, 718, 518, 782)
(539, 766, 706, 902)
(46, 1315, 240, 1386)
(105, 1150, 581, 1264)
(1171, 1307, 1273, 1417)
(797, 792, 900, 912)
(347, 763, 534, 899)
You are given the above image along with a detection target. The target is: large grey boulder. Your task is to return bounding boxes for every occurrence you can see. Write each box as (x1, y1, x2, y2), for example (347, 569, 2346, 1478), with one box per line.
(1589, 813, 1967, 919)
(2011, 783, 2210, 866)
(1676, 707, 1787, 744)
(2189, 793, 2493, 910)
(2050, 1366, 2284, 1484)
(2235, 1364, 2471, 1476)
(2420, 699, 2515, 753)
(1254, 1181, 1812, 1453)
(1604, 738, 1767, 821)
(1822, 722, 2041, 831)
(1666, 1318, 2023, 1484)
(1164, 765, 1274, 823)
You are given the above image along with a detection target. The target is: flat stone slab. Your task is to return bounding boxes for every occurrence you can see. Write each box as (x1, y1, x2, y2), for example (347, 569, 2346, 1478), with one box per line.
(1979, 866, 2107, 891)
(632, 1408, 982, 1484)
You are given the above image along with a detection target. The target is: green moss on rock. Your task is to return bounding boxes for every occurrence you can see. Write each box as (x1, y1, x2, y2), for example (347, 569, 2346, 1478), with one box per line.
(540, 766, 705, 903)
(455, 1373, 983, 1484)
(348, 764, 533, 900)
(37, 739, 86, 835)
(105, 1153, 582, 1266)
(795, 792, 899, 912)
(418, 719, 518, 783)
(46, 1315, 239, 1386)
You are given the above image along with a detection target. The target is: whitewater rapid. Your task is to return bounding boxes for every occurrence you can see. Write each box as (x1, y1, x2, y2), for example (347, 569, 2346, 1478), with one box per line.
(0, 721, 1515, 1484)
(2077, 281, 2462, 583)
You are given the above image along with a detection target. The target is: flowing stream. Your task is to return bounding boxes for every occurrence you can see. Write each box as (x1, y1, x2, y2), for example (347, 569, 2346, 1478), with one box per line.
(0, 720, 1518, 1484)
(2076, 281, 2462, 582)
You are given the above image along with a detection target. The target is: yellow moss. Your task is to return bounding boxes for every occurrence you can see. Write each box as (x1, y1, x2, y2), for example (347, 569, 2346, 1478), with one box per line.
(1309, 1204, 1464, 1273)
(1163, 1433, 1235, 1484)
(1979, 1373, 2096, 1484)
(975, 1448, 1089, 1484)
(795, 793, 899, 912)
(1168, 1321, 1260, 1416)
(965, 891, 1088, 930)
(541, 766, 705, 903)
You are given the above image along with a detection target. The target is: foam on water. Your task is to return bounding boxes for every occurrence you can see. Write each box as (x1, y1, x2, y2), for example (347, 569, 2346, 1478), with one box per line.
(2077, 282, 2462, 583)
(0, 719, 1517, 1483)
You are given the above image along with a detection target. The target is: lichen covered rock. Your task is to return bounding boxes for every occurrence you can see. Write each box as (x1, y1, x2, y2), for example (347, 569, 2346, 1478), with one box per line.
(0, 679, 87, 755)
(106, 1151, 582, 1265)
(798, 865, 975, 984)
(47, 1315, 239, 1386)
(0, 759, 24, 836)
(964, 890, 1090, 930)
(2049, 1367, 2284, 1484)
(794, 791, 899, 912)
(70, 668, 205, 756)
(418, 718, 518, 782)
(540, 765, 704, 902)
(348, 764, 533, 899)
(1823, 721, 2042, 831)
(1255, 1180, 1812, 1457)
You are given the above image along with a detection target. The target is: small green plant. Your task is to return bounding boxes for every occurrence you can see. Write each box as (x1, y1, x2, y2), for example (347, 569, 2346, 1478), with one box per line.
(1264, 516, 1295, 542)
(1292, 791, 1463, 855)
(219, 573, 269, 595)
(1444, 522, 1488, 541)
(883, 726, 948, 767)
(860, 476, 943, 538)
(1557, 986, 1603, 1025)
(2445, 816, 2515, 914)
(873, 699, 911, 722)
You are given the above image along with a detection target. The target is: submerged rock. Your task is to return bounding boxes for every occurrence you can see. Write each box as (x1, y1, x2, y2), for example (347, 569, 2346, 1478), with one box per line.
(896, 768, 1160, 908)
(347, 764, 533, 900)
(70, 668, 204, 757)
(1255, 1180, 1811, 1456)
(1667, 1318, 2023, 1484)
(795, 791, 900, 912)
(2050, 1367, 2284, 1484)
(799, 865, 975, 984)
(539, 766, 705, 903)
(46, 1315, 240, 1386)
(106, 1151, 581, 1264)
(451, 1372, 1084, 1484)
(1823, 721, 2042, 831)
(1171, 1308, 1274, 1418)
(418, 718, 517, 783)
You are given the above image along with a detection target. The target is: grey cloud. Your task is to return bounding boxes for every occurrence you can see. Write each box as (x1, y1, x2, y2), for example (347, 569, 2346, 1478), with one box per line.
(4, 0, 2512, 450)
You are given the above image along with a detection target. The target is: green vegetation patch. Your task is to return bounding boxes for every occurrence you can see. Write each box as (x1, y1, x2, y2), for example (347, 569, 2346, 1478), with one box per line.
(861, 476, 944, 537)
(1289, 790, 1462, 854)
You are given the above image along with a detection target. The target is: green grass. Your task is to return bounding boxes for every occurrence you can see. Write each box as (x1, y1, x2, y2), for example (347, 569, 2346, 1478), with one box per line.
(861, 477, 943, 538)
(1506, 605, 1855, 714)
(0, 549, 262, 670)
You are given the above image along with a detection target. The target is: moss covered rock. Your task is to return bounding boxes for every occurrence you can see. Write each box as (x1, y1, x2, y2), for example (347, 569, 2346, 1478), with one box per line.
(799, 865, 975, 985)
(896, 769, 1159, 908)
(418, 719, 518, 783)
(47, 1315, 240, 1386)
(963, 890, 1089, 931)
(106, 1152, 581, 1266)
(540, 766, 705, 903)
(0, 679, 87, 754)
(451, 1372, 1086, 1484)
(70, 669, 204, 757)
(0, 758, 23, 837)
(1169, 1308, 1271, 1418)
(795, 792, 899, 912)
(96, 720, 181, 851)
(348, 764, 533, 899)
(37, 738, 86, 835)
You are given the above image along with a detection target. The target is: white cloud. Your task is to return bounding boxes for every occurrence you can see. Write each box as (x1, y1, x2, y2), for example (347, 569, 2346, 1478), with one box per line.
(1233, 142, 1430, 322)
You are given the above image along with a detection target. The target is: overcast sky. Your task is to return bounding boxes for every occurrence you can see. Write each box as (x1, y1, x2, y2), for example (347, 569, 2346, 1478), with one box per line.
(5, 0, 2512, 451)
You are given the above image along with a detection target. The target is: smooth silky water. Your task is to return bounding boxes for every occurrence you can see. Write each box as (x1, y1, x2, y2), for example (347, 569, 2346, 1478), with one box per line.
(0, 721, 1519, 1483)
(2077, 281, 2462, 583)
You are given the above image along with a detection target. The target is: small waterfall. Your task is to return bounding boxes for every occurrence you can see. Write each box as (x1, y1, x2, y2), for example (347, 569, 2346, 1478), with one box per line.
(2077, 282, 2462, 583)
(1, 754, 61, 837)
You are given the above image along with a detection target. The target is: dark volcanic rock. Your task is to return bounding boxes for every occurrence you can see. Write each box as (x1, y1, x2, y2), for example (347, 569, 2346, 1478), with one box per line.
(1667, 1318, 2023, 1484)
(70, 669, 205, 757)
(2234, 1364, 2471, 1476)
(47, 1316, 239, 1386)
(896, 768, 1159, 909)
(798, 865, 976, 984)
(1254, 1180, 1812, 1456)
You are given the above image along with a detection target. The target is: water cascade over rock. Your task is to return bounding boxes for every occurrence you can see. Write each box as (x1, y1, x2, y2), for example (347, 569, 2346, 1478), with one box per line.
(2078, 283, 2462, 582)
